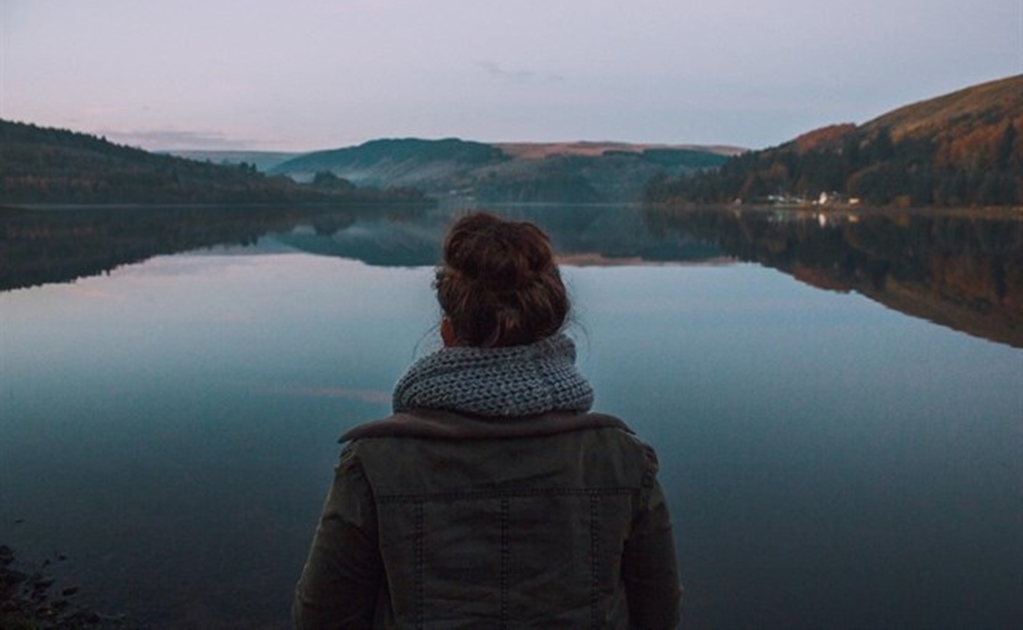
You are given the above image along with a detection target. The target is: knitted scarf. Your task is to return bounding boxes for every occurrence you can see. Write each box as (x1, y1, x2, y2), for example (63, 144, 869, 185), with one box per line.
(392, 333, 594, 417)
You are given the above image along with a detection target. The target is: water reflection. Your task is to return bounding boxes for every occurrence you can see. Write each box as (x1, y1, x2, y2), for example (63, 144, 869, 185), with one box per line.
(0, 204, 430, 292)
(641, 207, 1023, 348)
(2, 204, 1021, 629)
(3, 204, 1022, 347)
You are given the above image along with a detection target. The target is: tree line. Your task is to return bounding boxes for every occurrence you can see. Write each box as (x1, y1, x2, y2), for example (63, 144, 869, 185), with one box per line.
(0, 120, 429, 205)
(645, 122, 1022, 208)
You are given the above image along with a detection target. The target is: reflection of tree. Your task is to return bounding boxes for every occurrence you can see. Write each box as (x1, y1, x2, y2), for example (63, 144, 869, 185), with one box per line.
(10, 203, 1022, 347)
(642, 206, 1023, 348)
(0, 204, 428, 292)
(1, 204, 732, 293)
(275, 205, 728, 267)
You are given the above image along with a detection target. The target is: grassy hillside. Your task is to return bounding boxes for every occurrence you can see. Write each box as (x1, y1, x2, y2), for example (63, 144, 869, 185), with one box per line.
(271, 138, 508, 183)
(646, 75, 1023, 208)
(862, 75, 1022, 142)
(495, 141, 743, 159)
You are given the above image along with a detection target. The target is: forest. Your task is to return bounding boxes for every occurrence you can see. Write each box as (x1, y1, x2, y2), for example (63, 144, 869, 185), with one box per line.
(645, 75, 1023, 208)
(0, 119, 428, 205)
(645, 122, 1021, 207)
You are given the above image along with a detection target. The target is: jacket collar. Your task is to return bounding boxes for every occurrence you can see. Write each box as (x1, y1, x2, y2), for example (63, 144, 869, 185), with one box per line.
(340, 409, 632, 443)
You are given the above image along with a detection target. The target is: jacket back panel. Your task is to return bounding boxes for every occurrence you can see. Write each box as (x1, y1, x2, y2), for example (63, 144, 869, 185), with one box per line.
(352, 426, 655, 628)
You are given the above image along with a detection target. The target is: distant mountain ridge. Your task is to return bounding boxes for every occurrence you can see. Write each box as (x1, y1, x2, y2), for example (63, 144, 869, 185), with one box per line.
(0, 118, 731, 205)
(270, 138, 733, 203)
(646, 74, 1023, 208)
(0, 120, 428, 205)
(163, 150, 301, 172)
(163, 142, 744, 175)
(9, 75, 1018, 209)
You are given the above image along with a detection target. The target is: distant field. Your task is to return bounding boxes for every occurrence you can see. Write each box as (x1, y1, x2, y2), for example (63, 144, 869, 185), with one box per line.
(494, 141, 745, 159)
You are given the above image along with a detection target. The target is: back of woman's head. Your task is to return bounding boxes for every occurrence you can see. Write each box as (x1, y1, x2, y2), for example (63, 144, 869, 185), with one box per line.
(435, 212, 569, 347)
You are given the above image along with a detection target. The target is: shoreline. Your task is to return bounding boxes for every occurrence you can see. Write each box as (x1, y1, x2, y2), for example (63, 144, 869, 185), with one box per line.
(1, 544, 136, 630)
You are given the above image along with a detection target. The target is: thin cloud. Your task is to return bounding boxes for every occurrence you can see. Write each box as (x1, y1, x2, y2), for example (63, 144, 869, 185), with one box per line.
(97, 128, 263, 151)
(474, 61, 565, 84)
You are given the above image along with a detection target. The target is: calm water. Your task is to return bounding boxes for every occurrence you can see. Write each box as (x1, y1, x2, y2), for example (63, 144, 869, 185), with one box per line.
(1, 204, 1021, 628)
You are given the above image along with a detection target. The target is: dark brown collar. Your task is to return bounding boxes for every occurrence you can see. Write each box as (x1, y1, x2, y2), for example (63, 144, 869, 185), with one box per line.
(340, 409, 632, 442)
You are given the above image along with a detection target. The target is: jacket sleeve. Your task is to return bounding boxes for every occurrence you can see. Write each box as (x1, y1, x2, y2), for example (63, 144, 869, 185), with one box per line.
(293, 444, 382, 630)
(622, 449, 683, 630)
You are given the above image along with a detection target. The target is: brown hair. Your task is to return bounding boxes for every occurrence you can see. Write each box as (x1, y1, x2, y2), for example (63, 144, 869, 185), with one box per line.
(435, 212, 569, 347)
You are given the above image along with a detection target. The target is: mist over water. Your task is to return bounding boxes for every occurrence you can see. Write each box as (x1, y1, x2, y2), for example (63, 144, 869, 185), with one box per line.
(1, 204, 1021, 628)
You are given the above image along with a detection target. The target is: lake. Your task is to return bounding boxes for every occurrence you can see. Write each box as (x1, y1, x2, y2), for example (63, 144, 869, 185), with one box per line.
(1, 203, 1021, 628)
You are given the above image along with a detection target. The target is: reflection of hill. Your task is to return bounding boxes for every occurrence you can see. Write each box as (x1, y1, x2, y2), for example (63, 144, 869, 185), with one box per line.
(272, 220, 441, 267)
(0, 205, 727, 292)
(18, 204, 1020, 348)
(0, 205, 429, 292)
(275, 205, 726, 267)
(643, 206, 1023, 348)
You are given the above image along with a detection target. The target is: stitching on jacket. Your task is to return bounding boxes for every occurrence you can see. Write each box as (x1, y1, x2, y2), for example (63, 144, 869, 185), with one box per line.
(500, 496, 510, 629)
(639, 445, 657, 505)
(376, 486, 639, 504)
(589, 495, 601, 630)
(414, 499, 424, 629)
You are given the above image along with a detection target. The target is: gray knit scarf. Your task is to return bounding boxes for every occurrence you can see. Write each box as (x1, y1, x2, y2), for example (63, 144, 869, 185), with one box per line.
(392, 333, 594, 417)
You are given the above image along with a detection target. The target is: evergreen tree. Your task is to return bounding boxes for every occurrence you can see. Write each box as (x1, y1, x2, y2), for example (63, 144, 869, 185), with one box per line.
(996, 122, 1017, 171)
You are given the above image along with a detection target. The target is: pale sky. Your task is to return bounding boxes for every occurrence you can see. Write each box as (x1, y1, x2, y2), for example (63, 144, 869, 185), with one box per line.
(1, 0, 1020, 152)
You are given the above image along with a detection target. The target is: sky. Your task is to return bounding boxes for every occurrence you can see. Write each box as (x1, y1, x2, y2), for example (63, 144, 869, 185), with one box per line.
(0, 0, 1021, 153)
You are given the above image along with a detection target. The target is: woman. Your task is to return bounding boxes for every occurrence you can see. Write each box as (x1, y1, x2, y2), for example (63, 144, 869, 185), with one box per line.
(294, 212, 681, 629)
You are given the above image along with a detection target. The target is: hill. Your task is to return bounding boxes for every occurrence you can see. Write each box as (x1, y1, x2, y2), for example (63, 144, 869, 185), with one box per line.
(272, 138, 509, 188)
(271, 138, 733, 203)
(861, 76, 1022, 142)
(645, 74, 1023, 208)
(0, 120, 427, 205)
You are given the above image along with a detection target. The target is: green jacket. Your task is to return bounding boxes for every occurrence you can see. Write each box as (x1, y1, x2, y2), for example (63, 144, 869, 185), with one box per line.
(294, 409, 682, 629)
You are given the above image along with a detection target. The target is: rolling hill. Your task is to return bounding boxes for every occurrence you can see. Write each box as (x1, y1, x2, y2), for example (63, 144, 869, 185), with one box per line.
(270, 138, 734, 203)
(0, 120, 428, 205)
(646, 74, 1023, 208)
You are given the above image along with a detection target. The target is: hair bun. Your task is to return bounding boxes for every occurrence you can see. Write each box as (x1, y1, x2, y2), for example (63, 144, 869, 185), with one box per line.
(435, 212, 568, 347)
(473, 254, 545, 292)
